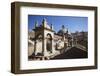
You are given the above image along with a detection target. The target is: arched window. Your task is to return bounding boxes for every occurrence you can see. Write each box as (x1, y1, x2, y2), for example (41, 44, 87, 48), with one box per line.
(46, 34, 52, 53)
(38, 34, 42, 41)
(36, 34, 43, 42)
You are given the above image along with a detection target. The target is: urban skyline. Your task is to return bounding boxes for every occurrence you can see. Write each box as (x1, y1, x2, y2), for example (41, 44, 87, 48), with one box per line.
(28, 15, 88, 33)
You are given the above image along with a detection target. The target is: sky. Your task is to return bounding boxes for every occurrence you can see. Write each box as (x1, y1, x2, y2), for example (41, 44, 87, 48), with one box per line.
(28, 15, 88, 33)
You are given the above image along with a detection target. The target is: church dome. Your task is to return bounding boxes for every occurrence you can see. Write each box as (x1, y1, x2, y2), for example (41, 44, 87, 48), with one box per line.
(57, 25, 67, 35)
(62, 28, 67, 33)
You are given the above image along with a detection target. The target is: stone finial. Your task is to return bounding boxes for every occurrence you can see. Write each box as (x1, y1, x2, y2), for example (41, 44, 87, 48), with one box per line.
(42, 18, 47, 27)
(51, 24, 53, 30)
(34, 21, 38, 28)
(66, 28, 68, 33)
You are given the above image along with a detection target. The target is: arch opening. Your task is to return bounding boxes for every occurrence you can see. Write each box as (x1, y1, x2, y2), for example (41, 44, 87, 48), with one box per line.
(46, 34, 52, 53)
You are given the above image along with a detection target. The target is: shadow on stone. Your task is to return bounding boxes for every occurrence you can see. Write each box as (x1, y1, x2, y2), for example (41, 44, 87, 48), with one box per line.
(51, 47, 88, 59)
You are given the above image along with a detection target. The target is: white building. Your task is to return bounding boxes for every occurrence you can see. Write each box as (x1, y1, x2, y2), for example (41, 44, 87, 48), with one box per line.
(28, 18, 72, 60)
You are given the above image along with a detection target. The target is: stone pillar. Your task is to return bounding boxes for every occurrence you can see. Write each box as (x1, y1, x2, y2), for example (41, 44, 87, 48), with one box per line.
(64, 42, 67, 48)
(42, 32, 47, 56)
(33, 23, 37, 56)
(71, 38, 74, 47)
(34, 40, 37, 55)
(43, 38, 47, 56)
(51, 38, 55, 53)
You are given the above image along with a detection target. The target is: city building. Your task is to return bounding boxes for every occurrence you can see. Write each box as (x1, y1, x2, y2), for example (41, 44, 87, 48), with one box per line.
(28, 18, 85, 60)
